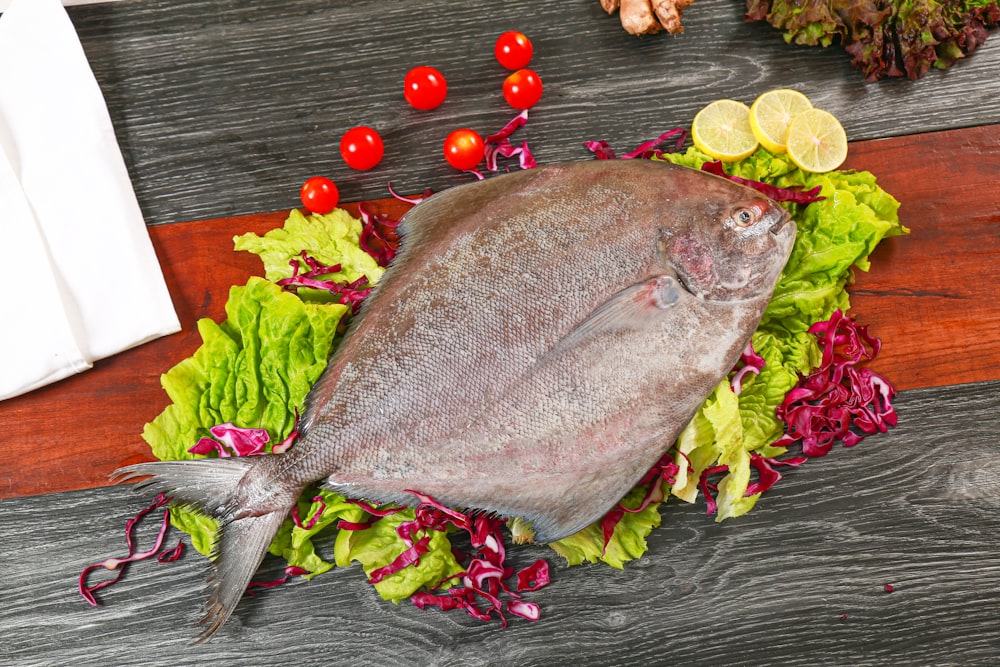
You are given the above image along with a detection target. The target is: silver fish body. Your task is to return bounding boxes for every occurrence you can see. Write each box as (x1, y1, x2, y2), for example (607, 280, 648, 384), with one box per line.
(115, 159, 795, 641)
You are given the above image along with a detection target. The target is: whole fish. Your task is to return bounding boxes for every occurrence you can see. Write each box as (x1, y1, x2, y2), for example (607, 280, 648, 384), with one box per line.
(115, 159, 795, 641)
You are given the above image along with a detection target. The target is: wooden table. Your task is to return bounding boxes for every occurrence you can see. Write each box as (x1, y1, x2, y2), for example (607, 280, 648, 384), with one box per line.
(2, 1, 999, 665)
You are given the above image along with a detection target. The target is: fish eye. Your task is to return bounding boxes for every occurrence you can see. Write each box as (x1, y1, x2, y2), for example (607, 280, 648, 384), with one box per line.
(734, 207, 755, 228)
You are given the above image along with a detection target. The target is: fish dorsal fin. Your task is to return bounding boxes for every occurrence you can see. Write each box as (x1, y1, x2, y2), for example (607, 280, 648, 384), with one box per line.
(549, 275, 681, 357)
(395, 168, 543, 257)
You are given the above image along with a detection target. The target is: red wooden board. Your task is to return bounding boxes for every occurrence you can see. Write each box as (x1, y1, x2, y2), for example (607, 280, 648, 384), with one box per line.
(2, 127, 998, 500)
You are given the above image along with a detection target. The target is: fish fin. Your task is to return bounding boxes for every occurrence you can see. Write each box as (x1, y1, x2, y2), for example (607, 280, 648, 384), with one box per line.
(194, 510, 288, 643)
(394, 167, 543, 256)
(547, 275, 681, 359)
(112, 456, 299, 643)
(112, 458, 254, 515)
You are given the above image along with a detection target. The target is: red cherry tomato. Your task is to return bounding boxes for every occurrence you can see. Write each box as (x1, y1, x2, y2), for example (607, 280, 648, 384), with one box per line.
(494, 31, 533, 70)
(340, 126, 384, 170)
(299, 176, 339, 214)
(404, 66, 448, 110)
(443, 128, 485, 171)
(502, 68, 543, 110)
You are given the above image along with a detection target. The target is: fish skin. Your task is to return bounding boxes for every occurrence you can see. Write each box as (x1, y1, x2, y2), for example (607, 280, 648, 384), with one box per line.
(114, 159, 794, 641)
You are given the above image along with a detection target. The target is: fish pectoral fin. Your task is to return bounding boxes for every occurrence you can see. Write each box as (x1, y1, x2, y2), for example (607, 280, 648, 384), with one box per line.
(552, 275, 681, 354)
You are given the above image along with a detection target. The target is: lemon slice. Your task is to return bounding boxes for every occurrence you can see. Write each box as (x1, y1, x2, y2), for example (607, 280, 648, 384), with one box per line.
(786, 108, 848, 173)
(749, 89, 813, 154)
(691, 99, 758, 162)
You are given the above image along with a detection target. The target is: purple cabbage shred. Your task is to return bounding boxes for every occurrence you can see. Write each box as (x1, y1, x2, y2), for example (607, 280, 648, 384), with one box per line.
(188, 418, 299, 458)
(358, 202, 401, 267)
(465, 110, 537, 180)
(773, 309, 898, 456)
(343, 490, 549, 625)
(585, 128, 688, 161)
(79, 493, 181, 606)
(731, 340, 766, 395)
(598, 450, 679, 553)
(291, 495, 327, 530)
(700, 161, 825, 205)
(698, 310, 897, 515)
(276, 251, 372, 314)
(246, 565, 310, 595)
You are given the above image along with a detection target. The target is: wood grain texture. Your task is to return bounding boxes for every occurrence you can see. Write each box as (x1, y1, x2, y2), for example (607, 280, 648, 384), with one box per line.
(65, 0, 1000, 226)
(2, 381, 999, 666)
(843, 124, 1000, 391)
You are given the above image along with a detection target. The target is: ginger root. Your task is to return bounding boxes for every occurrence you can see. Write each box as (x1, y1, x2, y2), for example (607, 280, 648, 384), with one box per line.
(601, 0, 697, 35)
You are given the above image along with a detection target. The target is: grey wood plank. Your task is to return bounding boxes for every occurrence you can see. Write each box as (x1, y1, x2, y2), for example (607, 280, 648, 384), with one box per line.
(63, 0, 1000, 226)
(2, 380, 999, 666)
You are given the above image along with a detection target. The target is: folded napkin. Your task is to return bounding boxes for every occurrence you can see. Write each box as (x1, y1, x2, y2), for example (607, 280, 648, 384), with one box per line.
(0, 0, 180, 400)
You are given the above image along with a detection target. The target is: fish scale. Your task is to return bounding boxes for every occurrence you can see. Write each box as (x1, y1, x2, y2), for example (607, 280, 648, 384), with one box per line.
(114, 158, 795, 641)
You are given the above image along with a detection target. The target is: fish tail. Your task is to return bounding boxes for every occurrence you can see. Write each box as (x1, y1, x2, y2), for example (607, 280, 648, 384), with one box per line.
(112, 456, 298, 643)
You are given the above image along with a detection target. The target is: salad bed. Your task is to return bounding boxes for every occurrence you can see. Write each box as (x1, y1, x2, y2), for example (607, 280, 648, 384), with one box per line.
(85, 119, 907, 623)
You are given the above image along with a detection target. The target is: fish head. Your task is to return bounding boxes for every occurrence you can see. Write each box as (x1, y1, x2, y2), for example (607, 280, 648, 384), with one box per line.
(663, 175, 795, 301)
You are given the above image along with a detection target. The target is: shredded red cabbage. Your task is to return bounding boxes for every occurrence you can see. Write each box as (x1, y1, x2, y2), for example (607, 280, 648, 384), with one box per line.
(465, 110, 537, 180)
(584, 128, 688, 161)
(386, 182, 434, 205)
(515, 559, 549, 592)
(772, 310, 898, 456)
(246, 565, 310, 595)
(291, 495, 327, 530)
(79, 493, 180, 606)
(157, 541, 185, 563)
(340, 490, 549, 625)
(276, 251, 372, 314)
(746, 453, 808, 495)
(484, 110, 536, 171)
(598, 449, 679, 553)
(188, 422, 270, 458)
(696, 453, 811, 516)
(731, 340, 766, 395)
(699, 310, 897, 515)
(188, 417, 299, 457)
(345, 498, 406, 517)
(358, 202, 401, 267)
(700, 161, 824, 205)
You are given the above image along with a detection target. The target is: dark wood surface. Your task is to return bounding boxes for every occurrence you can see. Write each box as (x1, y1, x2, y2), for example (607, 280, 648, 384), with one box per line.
(3, 381, 999, 666)
(2, 0, 1000, 664)
(67, 0, 1000, 226)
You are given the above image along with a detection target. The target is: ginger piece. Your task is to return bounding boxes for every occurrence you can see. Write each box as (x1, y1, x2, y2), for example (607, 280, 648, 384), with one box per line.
(601, 0, 696, 35)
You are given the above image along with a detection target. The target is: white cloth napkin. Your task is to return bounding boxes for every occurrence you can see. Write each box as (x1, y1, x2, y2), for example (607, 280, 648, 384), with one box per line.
(0, 0, 180, 400)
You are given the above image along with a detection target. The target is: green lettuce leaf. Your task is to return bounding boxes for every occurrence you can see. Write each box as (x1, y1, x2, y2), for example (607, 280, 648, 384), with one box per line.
(333, 510, 465, 601)
(549, 483, 664, 568)
(143, 276, 347, 556)
(233, 208, 384, 289)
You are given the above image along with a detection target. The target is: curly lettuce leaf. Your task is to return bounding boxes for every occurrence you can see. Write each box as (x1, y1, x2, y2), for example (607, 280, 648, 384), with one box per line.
(143, 277, 345, 464)
(234, 208, 384, 289)
(550, 484, 664, 568)
(143, 277, 347, 556)
(744, 0, 1000, 81)
(333, 511, 465, 601)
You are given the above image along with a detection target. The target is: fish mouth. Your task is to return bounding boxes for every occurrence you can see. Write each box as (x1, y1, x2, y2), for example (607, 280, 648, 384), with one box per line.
(767, 206, 793, 235)
(668, 263, 698, 298)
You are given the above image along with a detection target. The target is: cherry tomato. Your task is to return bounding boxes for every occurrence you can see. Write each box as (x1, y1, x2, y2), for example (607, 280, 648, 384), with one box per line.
(340, 126, 384, 170)
(502, 68, 543, 110)
(299, 176, 339, 214)
(404, 66, 448, 110)
(443, 128, 485, 171)
(494, 31, 533, 71)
